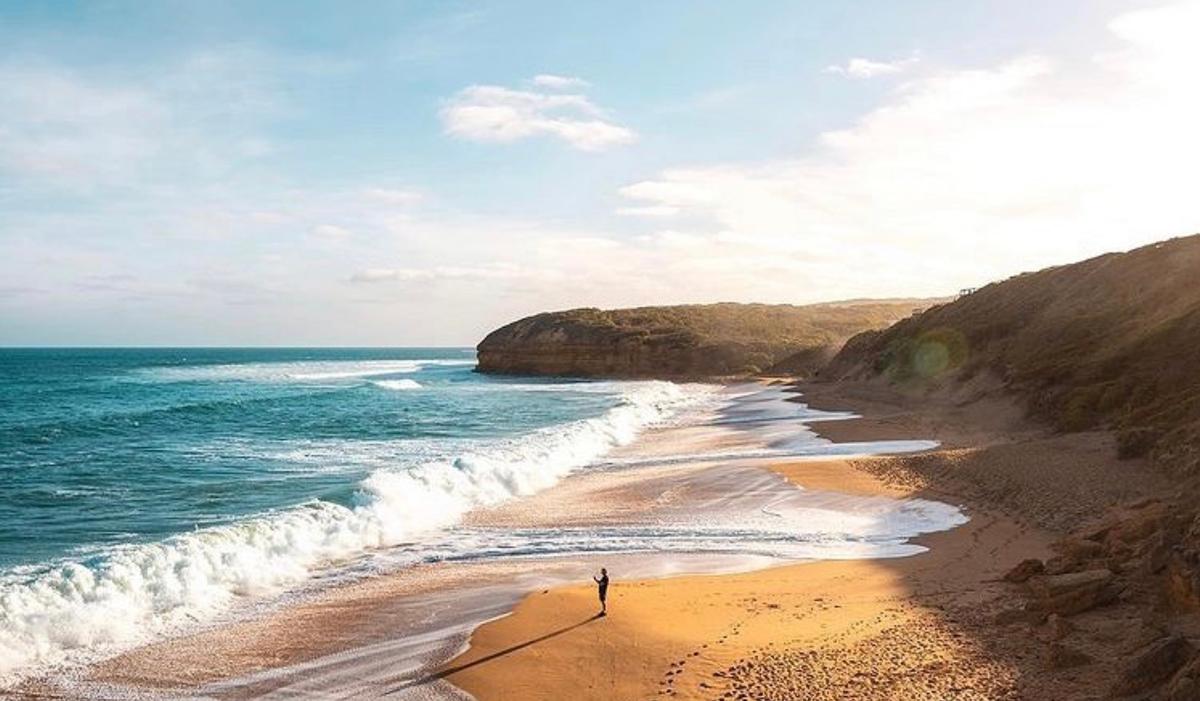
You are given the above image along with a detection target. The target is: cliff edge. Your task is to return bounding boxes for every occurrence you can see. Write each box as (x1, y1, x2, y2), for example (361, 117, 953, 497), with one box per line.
(476, 301, 932, 379)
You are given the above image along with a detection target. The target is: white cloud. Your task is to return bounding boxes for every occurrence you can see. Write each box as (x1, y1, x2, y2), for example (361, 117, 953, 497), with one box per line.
(0, 48, 304, 190)
(824, 54, 919, 79)
(0, 64, 167, 184)
(350, 264, 536, 284)
(531, 74, 589, 90)
(8, 3, 1200, 347)
(266, 0, 1200, 340)
(441, 81, 635, 151)
(615, 205, 681, 218)
(615, 1, 1200, 292)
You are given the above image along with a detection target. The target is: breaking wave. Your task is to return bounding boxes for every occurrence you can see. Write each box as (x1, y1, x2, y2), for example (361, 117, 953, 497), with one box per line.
(372, 379, 423, 391)
(0, 380, 713, 682)
(129, 359, 474, 384)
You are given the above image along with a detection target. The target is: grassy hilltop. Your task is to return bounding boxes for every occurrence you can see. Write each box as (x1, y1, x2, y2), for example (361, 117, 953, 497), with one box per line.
(823, 234, 1200, 476)
(477, 300, 935, 379)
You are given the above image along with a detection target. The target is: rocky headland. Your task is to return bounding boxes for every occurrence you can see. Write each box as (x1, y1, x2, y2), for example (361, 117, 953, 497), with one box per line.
(475, 300, 933, 379)
(466, 234, 1200, 698)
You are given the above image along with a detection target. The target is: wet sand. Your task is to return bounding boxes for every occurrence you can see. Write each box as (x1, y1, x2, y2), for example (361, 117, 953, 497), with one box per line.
(26, 381, 1099, 699)
(441, 455, 1050, 700)
(442, 381, 1172, 700)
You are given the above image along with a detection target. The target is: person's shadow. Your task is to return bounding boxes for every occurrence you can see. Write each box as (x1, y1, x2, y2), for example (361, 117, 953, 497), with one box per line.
(383, 613, 602, 695)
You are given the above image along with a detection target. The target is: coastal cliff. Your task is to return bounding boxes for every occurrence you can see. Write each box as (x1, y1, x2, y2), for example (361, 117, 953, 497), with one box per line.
(476, 301, 931, 379)
(822, 234, 1200, 478)
(819, 235, 1200, 669)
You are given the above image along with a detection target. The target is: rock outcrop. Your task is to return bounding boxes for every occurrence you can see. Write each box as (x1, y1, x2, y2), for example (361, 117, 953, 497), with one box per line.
(993, 492, 1200, 697)
(1113, 636, 1195, 696)
(476, 301, 931, 379)
(1026, 570, 1123, 618)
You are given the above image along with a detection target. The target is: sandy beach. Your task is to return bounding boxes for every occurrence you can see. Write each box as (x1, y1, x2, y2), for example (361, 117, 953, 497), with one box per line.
(20, 380, 1176, 700)
(8, 2, 1199, 697)
(442, 381, 1176, 700)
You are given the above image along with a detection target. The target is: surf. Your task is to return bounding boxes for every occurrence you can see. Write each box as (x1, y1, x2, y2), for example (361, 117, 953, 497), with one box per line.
(0, 373, 712, 683)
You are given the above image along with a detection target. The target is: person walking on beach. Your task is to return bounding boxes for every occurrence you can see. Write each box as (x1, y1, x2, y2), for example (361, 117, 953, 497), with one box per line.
(594, 568, 609, 616)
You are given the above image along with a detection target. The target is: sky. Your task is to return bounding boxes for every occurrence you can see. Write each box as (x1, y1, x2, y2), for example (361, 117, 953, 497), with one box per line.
(1, 0, 1198, 346)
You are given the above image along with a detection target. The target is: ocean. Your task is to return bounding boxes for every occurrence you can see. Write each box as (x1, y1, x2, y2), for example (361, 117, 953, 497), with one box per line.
(0, 348, 965, 688)
(0, 348, 715, 681)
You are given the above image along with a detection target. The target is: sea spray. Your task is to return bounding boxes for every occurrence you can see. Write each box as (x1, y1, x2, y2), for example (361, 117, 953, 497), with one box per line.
(0, 379, 714, 683)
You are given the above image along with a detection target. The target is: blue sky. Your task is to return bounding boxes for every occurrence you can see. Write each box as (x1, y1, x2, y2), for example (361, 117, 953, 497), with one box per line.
(1, 0, 1196, 345)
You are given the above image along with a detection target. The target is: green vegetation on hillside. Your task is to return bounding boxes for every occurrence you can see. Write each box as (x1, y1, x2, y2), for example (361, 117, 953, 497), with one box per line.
(824, 235, 1200, 476)
(530, 301, 925, 347)
(477, 300, 934, 379)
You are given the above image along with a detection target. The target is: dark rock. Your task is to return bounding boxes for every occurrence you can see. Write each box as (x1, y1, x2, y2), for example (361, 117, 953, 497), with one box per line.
(1043, 556, 1079, 576)
(1112, 635, 1195, 696)
(1044, 582, 1123, 616)
(1029, 569, 1113, 598)
(1004, 558, 1044, 583)
(1059, 537, 1105, 561)
(1026, 570, 1122, 616)
(1110, 511, 1167, 546)
(994, 607, 1046, 626)
(1084, 522, 1116, 542)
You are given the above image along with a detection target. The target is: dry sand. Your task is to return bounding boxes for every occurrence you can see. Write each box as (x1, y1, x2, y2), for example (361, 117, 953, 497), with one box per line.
(442, 464, 1049, 700)
(27, 380, 1173, 700)
(441, 381, 1172, 700)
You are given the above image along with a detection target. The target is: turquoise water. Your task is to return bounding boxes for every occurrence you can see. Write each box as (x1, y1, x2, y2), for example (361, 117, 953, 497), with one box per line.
(0, 349, 971, 686)
(0, 348, 706, 678)
(0, 348, 618, 568)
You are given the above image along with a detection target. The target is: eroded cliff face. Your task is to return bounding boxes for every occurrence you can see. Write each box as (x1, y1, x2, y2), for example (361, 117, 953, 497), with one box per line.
(477, 330, 779, 378)
(476, 302, 929, 379)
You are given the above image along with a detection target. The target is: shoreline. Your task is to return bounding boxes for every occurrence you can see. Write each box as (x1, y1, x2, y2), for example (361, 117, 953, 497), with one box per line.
(19, 382, 966, 699)
(439, 380, 1173, 700)
(443, 494, 1044, 700)
(22, 378, 1166, 699)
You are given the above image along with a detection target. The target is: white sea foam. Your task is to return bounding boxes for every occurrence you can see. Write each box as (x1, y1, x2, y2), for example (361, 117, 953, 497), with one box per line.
(0, 380, 712, 684)
(130, 359, 474, 384)
(372, 379, 423, 391)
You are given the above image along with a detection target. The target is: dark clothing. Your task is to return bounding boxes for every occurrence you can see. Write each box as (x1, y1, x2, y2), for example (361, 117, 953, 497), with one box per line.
(595, 575, 609, 601)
